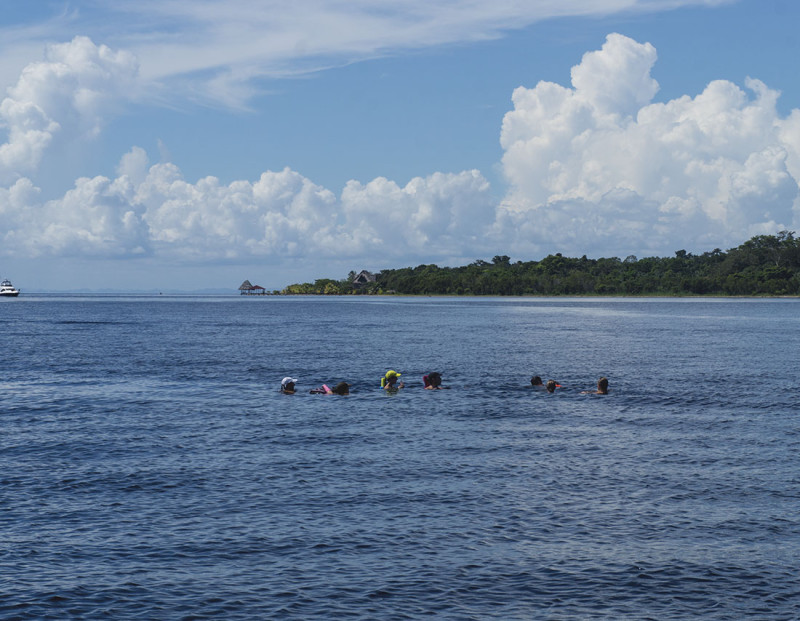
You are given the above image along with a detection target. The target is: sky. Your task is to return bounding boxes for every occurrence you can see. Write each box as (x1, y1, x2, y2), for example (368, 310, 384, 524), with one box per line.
(0, 0, 798, 291)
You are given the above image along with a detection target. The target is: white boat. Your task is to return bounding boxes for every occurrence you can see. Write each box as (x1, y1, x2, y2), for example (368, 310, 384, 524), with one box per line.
(0, 279, 20, 297)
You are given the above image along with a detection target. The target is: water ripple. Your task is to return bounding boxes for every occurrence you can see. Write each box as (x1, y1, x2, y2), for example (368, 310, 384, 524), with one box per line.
(2, 297, 799, 619)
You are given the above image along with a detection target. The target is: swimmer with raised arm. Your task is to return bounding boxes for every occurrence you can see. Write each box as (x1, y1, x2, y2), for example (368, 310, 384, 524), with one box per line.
(382, 370, 404, 391)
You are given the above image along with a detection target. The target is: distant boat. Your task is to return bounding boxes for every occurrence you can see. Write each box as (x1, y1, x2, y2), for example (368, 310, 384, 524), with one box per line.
(0, 279, 20, 297)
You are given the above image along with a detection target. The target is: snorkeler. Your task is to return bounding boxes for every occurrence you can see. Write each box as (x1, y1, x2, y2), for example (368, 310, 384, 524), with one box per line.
(546, 380, 558, 393)
(423, 372, 446, 389)
(582, 377, 609, 395)
(382, 370, 404, 391)
(310, 382, 351, 395)
(331, 382, 350, 395)
(280, 377, 298, 394)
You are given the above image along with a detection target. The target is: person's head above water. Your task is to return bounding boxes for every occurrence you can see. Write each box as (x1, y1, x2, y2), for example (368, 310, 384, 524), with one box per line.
(281, 376, 298, 392)
(382, 370, 404, 390)
(427, 372, 442, 388)
(597, 377, 609, 394)
(546, 380, 557, 393)
(531, 376, 543, 386)
(332, 382, 350, 395)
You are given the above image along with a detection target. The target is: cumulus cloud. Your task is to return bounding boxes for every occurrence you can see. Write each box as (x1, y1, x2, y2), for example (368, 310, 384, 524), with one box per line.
(499, 33, 800, 257)
(2, 31, 800, 279)
(339, 171, 493, 259)
(138, 164, 339, 260)
(0, 32, 495, 266)
(0, 174, 149, 258)
(0, 148, 494, 263)
(0, 36, 138, 183)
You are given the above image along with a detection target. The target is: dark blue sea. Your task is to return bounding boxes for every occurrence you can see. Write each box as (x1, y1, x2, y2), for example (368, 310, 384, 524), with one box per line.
(2, 296, 799, 619)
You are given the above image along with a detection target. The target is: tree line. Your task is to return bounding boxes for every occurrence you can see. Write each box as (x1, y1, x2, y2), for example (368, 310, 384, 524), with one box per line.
(280, 231, 800, 296)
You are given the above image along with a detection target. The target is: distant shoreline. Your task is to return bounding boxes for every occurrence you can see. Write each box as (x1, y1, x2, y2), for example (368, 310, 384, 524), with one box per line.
(12, 291, 799, 299)
(281, 233, 800, 297)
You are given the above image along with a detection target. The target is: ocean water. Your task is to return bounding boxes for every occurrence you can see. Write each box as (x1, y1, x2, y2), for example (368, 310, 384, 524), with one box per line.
(1, 295, 799, 620)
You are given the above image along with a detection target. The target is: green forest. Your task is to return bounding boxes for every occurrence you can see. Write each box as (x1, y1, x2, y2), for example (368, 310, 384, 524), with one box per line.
(280, 231, 800, 296)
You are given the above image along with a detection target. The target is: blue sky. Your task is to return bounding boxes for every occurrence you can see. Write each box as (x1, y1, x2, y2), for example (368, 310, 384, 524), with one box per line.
(1, 0, 798, 291)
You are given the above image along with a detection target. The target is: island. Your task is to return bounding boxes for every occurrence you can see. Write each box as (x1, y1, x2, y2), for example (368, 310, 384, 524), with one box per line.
(280, 231, 800, 297)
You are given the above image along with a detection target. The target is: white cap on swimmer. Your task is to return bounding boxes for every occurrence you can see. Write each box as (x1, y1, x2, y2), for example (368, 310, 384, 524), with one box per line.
(281, 377, 298, 387)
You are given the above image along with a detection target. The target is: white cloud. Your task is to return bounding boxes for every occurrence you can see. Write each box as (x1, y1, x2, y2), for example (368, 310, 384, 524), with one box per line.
(0, 173, 149, 258)
(0, 36, 139, 183)
(570, 33, 659, 117)
(339, 171, 493, 259)
(138, 164, 339, 259)
(0, 31, 496, 266)
(2, 30, 799, 282)
(0, 149, 494, 264)
(116, 145, 150, 186)
(498, 33, 800, 257)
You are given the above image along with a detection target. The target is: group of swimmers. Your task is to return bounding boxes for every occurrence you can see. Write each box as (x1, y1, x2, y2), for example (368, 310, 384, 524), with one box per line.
(531, 375, 609, 395)
(280, 372, 609, 395)
(280, 377, 351, 395)
(379, 370, 448, 391)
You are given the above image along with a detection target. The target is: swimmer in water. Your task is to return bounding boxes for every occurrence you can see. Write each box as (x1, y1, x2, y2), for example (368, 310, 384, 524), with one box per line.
(423, 372, 445, 389)
(546, 380, 558, 393)
(530, 376, 544, 388)
(382, 370, 404, 391)
(331, 382, 350, 395)
(310, 381, 351, 395)
(582, 377, 609, 395)
(280, 377, 298, 394)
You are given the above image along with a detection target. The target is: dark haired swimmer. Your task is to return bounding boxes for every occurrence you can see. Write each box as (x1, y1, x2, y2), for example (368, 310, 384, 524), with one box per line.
(423, 372, 447, 389)
(311, 381, 350, 395)
(546, 380, 558, 393)
(530, 376, 544, 388)
(582, 377, 609, 395)
(331, 382, 350, 395)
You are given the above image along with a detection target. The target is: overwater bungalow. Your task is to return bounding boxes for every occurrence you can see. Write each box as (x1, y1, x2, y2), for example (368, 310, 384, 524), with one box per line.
(239, 280, 267, 295)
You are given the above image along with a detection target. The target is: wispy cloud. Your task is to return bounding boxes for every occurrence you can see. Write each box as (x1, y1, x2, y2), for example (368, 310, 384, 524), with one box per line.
(1, 0, 736, 107)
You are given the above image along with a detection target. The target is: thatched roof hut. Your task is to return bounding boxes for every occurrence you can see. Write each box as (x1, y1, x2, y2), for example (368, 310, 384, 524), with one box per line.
(352, 270, 376, 286)
(239, 280, 267, 295)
